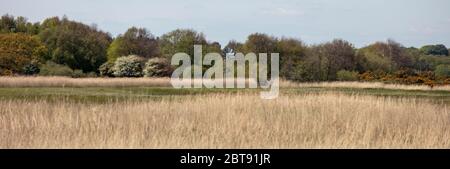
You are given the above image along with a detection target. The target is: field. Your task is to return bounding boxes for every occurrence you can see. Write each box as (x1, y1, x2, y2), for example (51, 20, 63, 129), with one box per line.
(0, 77, 449, 148)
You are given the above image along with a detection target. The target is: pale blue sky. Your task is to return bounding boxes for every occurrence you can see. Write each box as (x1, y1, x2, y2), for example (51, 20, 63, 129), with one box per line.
(1, 0, 450, 47)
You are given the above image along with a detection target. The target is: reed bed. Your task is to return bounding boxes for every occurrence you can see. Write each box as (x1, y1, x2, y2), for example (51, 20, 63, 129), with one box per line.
(1, 93, 448, 148)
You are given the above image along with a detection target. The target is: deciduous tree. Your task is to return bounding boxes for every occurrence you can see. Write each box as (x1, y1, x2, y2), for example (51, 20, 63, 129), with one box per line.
(39, 16, 112, 73)
(0, 33, 47, 75)
(107, 27, 159, 62)
(420, 44, 449, 56)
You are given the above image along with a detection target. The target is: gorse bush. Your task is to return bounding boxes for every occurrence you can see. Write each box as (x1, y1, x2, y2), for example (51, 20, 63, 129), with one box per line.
(143, 57, 172, 77)
(112, 55, 145, 77)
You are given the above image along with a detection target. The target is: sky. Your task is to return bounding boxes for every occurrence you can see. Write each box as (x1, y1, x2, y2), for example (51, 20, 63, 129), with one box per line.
(1, 0, 450, 48)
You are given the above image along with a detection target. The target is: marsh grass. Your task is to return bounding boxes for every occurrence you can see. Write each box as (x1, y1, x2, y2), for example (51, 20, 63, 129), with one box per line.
(0, 77, 449, 148)
(1, 76, 449, 91)
(0, 76, 172, 88)
(1, 92, 449, 148)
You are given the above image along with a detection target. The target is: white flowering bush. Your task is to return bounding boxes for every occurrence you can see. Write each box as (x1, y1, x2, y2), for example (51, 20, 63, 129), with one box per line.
(112, 55, 145, 77)
(99, 62, 115, 77)
(143, 57, 172, 77)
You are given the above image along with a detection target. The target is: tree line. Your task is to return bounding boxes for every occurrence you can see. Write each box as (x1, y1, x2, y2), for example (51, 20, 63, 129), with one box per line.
(1, 14, 449, 85)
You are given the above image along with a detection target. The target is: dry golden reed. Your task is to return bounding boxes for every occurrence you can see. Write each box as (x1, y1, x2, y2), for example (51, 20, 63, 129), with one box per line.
(0, 76, 172, 87)
(1, 93, 449, 149)
(1, 76, 449, 91)
(282, 81, 450, 91)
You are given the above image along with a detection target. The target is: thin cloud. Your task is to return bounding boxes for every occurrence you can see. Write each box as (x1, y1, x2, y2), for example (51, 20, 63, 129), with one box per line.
(263, 7, 305, 16)
(409, 26, 437, 35)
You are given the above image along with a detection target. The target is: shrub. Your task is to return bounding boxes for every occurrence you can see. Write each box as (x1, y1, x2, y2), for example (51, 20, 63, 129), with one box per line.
(99, 62, 115, 77)
(359, 71, 375, 81)
(418, 71, 435, 81)
(380, 74, 395, 82)
(23, 64, 40, 75)
(143, 57, 172, 77)
(39, 61, 74, 77)
(112, 55, 145, 77)
(86, 72, 98, 78)
(394, 68, 417, 79)
(0, 68, 13, 76)
(434, 64, 450, 79)
(444, 78, 450, 85)
(72, 69, 85, 78)
(336, 70, 359, 81)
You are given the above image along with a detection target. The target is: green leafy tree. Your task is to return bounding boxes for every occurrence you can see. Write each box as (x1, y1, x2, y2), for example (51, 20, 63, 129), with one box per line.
(0, 14, 16, 33)
(107, 27, 159, 63)
(222, 40, 244, 56)
(306, 39, 356, 81)
(159, 29, 212, 59)
(159, 28, 222, 75)
(15, 16, 28, 33)
(357, 40, 412, 73)
(276, 38, 307, 80)
(0, 14, 40, 35)
(405, 47, 432, 71)
(243, 33, 277, 54)
(434, 64, 450, 79)
(357, 47, 393, 73)
(39, 16, 111, 73)
(40, 16, 61, 30)
(207, 41, 222, 54)
(420, 44, 449, 56)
